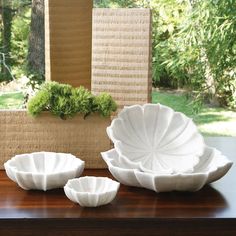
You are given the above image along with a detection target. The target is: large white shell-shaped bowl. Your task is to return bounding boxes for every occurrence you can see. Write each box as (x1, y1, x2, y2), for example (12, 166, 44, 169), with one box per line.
(101, 146, 233, 192)
(107, 104, 205, 174)
(64, 177, 120, 207)
(4, 152, 85, 191)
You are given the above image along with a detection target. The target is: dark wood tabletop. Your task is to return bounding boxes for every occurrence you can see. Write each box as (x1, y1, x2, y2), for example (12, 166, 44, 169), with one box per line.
(0, 137, 236, 236)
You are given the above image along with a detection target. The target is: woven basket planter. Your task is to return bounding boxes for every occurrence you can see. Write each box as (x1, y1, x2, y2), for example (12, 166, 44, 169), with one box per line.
(0, 110, 110, 169)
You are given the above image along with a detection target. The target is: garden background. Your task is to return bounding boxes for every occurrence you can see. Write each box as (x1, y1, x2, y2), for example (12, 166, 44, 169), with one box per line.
(0, 0, 235, 136)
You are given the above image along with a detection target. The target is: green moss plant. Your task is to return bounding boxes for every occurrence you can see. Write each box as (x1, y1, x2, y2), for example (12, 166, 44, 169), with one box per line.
(95, 93, 117, 117)
(27, 82, 117, 119)
(27, 89, 51, 117)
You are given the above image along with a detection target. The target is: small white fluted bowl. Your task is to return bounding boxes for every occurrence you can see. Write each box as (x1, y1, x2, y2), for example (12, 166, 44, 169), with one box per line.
(107, 104, 205, 174)
(4, 152, 84, 191)
(101, 146, 233, 192)
(64, 176, 120, 207)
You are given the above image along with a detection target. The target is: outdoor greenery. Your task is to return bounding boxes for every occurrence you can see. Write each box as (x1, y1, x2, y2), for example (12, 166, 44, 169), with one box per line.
(27, 82, 117, 119)
(95, 0, 236, 110)
(152, 90, 236, 136)
(0, 91, 23, 109)
(10, 7, 31, 78)
(1, 90, 235, 136)
(1, 0, 235, 135)
(161, 0, 236, 109)
(1, 0, 236, 110)
(0, 0, 31, 81)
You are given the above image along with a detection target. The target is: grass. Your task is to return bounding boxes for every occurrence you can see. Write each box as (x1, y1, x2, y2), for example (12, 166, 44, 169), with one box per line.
(0, 92, 24, 109)
(194, 108, 236, 136)
(0, 90, 235, 136)
(152, 90, 236, 137)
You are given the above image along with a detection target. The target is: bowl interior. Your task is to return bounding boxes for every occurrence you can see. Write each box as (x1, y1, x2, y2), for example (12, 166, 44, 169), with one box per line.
(10, 152, 81, 174)
(108, 104, 204, 174)
(68, 177, 119, 194)
(103, 147, 232, 175)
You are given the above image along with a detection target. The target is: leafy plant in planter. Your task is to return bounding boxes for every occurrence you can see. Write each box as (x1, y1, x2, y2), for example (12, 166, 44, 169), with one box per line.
(27, 82, 117, 119)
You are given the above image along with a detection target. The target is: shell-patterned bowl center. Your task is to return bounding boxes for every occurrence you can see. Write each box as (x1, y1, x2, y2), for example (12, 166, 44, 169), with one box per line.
(107, 104, 205, 174)
(64, 176, 120, 207)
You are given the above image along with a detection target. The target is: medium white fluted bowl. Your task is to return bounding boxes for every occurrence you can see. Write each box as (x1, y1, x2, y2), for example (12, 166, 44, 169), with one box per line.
(4, 152, 85, 191)
(101, 146, 233, 192)
(64, 176, 120, 207)
(107, 104, 205, 174)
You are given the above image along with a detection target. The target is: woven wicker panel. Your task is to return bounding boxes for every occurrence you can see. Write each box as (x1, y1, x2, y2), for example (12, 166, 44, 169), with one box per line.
(0, 111, 110, 169)
(45, 0, 92, 89)
(91, 9, 152, 111)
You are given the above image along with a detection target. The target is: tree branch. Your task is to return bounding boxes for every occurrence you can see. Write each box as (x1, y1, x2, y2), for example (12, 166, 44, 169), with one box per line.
(0, 52, 15, 80)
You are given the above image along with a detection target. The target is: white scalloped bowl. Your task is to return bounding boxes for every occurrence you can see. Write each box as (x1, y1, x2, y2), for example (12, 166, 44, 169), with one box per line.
(4, 152, 85, 191)
(64, 176, 120, 207)
(107, 104, 205, 174)
(101, 146, 233, 192)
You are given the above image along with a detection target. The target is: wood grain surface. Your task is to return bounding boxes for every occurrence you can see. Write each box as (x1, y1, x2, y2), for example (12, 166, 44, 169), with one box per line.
(0, 163, 236, 236)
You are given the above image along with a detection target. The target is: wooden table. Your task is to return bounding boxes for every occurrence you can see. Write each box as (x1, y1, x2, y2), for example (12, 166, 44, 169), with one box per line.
(0, 137, 236, 236)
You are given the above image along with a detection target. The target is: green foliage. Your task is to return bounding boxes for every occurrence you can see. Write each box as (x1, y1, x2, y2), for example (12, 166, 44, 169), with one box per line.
(45, 82, 77, 119)
(150, 0, 189, 88)
(27, 89, 50, 116)
(0, 92, 24, 109)
(27, 82, 117, 119)
(2, 0, 235, 110)
(11, 8, 31, 78)
(95, 93, 117, 117)
(94, 0, 190, 89)
(152, 90, 236, 136)
(0, 0, 14, 81)
(94, 0, 137, 8)
(162, 0, 236, 109)
(0, 1, 31, 81)
(72, 86, 97, 117)
(95, 0, 236, 109)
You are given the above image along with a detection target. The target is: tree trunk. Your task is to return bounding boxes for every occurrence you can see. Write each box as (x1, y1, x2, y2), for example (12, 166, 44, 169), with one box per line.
(188, 0, 219, 106)
(204, 55, 219, 106)
(28, 0, 45, 77)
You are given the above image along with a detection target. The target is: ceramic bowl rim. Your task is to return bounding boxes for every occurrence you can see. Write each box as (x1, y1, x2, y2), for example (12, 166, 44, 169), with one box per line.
(101, 146, 233, 177)
(64, 176, 120, 195)
(4, 151, 85, 176)
(107, 103, 205, 174)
